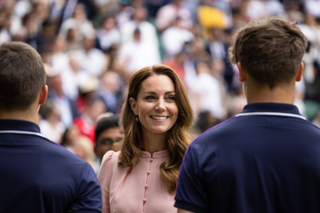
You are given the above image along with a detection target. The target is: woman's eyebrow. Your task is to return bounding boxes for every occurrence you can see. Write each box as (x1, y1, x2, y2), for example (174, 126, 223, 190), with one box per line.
(143, 91, 175, 95)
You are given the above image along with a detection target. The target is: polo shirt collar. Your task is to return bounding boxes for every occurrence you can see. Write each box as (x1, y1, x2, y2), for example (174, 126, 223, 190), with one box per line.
(241, 102, 301, 115)
(0, 119, 40, 133)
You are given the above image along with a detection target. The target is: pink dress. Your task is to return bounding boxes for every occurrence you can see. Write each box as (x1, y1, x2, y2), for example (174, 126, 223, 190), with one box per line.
(97, 150, 177, 213)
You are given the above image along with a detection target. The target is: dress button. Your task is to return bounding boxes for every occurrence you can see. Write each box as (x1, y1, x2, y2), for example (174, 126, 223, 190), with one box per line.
(143, 198, 147, 202)
(147, 171, 151, 174)
(150, 158, 153, 162)
(145, 184, 148, 188)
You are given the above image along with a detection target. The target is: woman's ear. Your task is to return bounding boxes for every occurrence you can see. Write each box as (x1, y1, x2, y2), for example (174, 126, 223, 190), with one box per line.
(129, 97, 137, 115)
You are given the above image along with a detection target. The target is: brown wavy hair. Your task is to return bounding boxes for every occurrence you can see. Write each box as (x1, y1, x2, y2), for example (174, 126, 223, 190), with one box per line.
(116, 64, 193, 193)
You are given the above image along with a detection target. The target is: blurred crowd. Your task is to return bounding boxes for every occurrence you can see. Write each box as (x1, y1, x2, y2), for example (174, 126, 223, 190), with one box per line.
(1, 0, 320, 170)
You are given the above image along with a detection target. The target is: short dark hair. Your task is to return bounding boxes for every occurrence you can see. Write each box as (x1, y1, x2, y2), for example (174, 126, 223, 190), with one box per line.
(95, 115, 120, 143)
(229, 17, 307, 88)
(0, 42, 46, 110)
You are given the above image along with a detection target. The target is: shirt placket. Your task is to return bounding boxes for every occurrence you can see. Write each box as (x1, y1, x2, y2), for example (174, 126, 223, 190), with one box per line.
(142, 156, 153, 213)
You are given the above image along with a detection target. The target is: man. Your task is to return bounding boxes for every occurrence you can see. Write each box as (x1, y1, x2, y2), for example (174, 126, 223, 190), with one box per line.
(175, 17, 320, 213)
(94, 114, 124, 163)
(0, 42, 101, 213)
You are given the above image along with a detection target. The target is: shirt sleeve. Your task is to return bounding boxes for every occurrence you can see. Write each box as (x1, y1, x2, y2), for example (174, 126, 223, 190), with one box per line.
(73, 162, 102, 213)
(97, 151, 116, 213)
(174, 143, 209, 213)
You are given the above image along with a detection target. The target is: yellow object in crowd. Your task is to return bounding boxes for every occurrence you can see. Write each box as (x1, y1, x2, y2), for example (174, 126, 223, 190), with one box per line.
(198, 5, 228, 29)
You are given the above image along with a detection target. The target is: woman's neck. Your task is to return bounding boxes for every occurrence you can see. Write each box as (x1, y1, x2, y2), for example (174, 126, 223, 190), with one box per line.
(141, 131, 167, 154)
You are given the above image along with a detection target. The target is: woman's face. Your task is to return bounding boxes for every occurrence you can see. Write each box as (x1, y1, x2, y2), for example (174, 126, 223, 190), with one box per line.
(130, 74, 178, 137)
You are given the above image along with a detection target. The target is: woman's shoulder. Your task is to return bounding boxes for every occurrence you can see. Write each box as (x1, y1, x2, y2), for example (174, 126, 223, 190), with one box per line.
(101, 150, 121, 164)
(98, 151, 121, 180)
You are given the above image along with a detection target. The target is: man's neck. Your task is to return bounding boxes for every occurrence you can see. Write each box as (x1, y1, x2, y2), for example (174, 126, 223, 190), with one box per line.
(244, 80, 296, 105)
(0, 106, 39, 124)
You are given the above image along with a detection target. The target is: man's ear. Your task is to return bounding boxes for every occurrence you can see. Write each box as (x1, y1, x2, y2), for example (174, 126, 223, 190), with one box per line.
(237, 63, 247, 82)
(295, 62, 304, 82)
(39, 85, 48, 105)
(129, 97, 138, 115)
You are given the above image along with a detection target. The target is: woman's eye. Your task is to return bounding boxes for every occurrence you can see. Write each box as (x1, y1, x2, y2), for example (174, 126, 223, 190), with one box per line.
(145, 96, 155, 100)
(167, 96, 175, 101)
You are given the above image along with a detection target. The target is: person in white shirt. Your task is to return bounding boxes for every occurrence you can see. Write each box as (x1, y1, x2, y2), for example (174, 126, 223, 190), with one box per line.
(118, 28, 161, 73)
(194, 61, 226, 120)
(72, 36, 107, 77)
(59, 3, 95, 42)
(161, 17, 194, 58)
(120, 6, 158, 49)
(156, 0, 192, 32)
(97, 16, 121, 52)
(39, 100, 65, 143)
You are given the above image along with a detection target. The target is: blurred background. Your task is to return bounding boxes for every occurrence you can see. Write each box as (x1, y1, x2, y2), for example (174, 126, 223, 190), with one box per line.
(1, 0, 320, 171)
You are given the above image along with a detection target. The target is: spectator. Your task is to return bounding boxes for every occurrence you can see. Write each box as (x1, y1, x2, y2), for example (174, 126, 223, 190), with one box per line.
(39, 100, 65, 143)
(59, 3, 95, 42)
(161, 17, 194, 58)
(97, 15, 121, 52)
(118, 27, 161, 73)
(46, 71, 79, 128)
(94, 114, 124, 163)
(156, 0, 193, 32)
(98, 71, 122, 114)
(120, 6, 158, 48)
(72, 36, 107, 77)
(194, 61, 226, 120)
(74, 97, 107, 144)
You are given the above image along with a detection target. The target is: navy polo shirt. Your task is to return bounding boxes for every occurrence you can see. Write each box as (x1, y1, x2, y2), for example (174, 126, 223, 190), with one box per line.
(175, 103, 320, 213)
(0, 119, 102, 213)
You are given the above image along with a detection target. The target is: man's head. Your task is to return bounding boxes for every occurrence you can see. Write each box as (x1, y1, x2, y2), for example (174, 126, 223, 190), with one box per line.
(0, 42, 46, 111)
(229, 17, 307, 89)
(94, 115, 123, 162)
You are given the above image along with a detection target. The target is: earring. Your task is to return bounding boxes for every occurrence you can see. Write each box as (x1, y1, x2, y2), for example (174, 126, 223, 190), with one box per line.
(136, 115, 139, 123)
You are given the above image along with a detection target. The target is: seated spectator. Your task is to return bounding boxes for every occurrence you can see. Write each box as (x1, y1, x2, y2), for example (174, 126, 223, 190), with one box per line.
(50, 37, 71, 72)
(60, 57, 91, 101)
(46, 71, 79, 128)
(194, 61, 226, 120)
(65, 27, 83, 51)
(94, 114, 124, 163)
(98, 71, 122, 114)
(120, 6, 158, 48)
(59, 3, 95, 42)
(39, 100, 65, 143)
(97, 15, 121, 52)
(72, 36, 107, 77)
(73, 97, 106, 144)
(118, 27, 161, 73)
(156, 0, 193, 32)
(161, 17, 194, 58)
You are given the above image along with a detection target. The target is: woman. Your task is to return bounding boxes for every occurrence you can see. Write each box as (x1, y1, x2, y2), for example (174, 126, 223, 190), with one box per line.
(97, 65, 194, 213)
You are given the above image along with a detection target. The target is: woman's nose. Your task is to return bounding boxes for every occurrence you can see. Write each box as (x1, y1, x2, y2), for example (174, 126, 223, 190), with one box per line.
(155, 98, 166, 111)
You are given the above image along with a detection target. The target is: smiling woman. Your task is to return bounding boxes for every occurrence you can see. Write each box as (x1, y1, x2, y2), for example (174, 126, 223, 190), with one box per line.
(97, 65, 194, 213)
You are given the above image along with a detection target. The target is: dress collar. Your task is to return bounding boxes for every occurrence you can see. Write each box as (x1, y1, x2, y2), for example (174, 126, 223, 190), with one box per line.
(141, 149, 169, 158)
